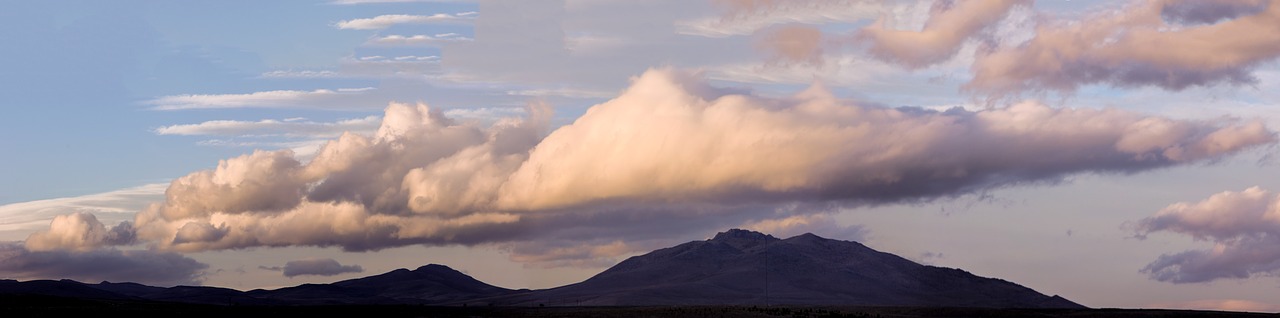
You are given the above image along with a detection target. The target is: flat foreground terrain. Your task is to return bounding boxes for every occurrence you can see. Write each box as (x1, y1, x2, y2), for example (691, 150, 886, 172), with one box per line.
(2, 295, 1275, 318)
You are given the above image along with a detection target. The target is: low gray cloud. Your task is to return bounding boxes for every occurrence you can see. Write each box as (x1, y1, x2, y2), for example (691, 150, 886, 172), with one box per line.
(0, 243, 207, 286)
(281, 258, 364, 277)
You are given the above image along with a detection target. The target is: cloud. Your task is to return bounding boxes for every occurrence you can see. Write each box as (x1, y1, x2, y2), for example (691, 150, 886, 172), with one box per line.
(968, 0, 1280, 96)
(739, 213, 866, 241)
(153, 116, 381, 138)
(754, 25, 825, 66)
(260, 70, 340, 78)
(0, 183, 164, 240)
(31, 69, 1275, 265)
(676, 0, 886, 37)
(1150, 298, 1280, 312)
(330, 0, 471, 4)
(0, 243, 207, 286)
(147, 88, 377, 110)
(859, 0, 1028, 68)
(503, 240, 636, 269)
(279, 258, 363, 277)
(1133, 187, 1280, 283)
(366, 34, 474, 47)
(24, 213, 134, 252)
(335, 13, 477, 30)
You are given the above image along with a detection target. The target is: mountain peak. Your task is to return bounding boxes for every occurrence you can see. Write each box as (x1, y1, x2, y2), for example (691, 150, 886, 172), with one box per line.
(710, 229, 779, 251)
(711, 228, 777, 241)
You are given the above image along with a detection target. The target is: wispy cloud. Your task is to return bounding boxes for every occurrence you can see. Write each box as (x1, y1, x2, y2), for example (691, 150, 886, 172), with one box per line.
(367, 34, 474, 46)
(335, 13, 477, 30)
(0, 183, 165, 240)
(147, 88, 376, 110)
(329, 0, 471, 4)
(676, 0, 886, 37)
(154, 116, 381, 138)
(1149, 299, 1280, 313)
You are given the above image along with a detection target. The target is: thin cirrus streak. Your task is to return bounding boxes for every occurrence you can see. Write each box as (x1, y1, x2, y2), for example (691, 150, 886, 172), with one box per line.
(19, 69, 1276, 263)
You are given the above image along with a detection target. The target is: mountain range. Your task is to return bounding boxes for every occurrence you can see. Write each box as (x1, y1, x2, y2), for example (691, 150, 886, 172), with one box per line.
(0, 229, 1083, 308)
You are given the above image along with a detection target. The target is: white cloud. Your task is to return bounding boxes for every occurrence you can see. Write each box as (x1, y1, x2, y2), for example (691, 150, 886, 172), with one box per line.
(330, 0, 472, 4)
(675, 0, 886, 37)
(260, 70, 340, 78)
(335, 13, 477, 30)
(147, 88, 377, 111)
(367, 34, 474, 47)
(154, 116, 381, 138)
(0, 183, 164, 240)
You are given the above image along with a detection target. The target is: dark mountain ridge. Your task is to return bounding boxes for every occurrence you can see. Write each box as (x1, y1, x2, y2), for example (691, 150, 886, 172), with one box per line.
(0, 229, 1082, 308)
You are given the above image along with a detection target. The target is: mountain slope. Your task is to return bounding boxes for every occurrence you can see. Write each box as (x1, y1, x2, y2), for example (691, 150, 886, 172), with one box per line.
(247, 264, 515, 305)
(0, 229, 1084, 308)
(504, 229, 1083, 308)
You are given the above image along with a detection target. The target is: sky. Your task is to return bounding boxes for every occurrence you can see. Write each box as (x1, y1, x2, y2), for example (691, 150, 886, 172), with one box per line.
(3, 0, 1280, 312)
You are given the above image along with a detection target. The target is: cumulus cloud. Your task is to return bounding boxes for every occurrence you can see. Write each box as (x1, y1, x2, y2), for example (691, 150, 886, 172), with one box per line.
(335, 13, 477, 30)
(31, 70, 1275, 266)
(859, 0, 1028, 68)
(279, 258, 363, 277)
(968, 0, 1280, 95)
(24, 213, 134, 252)
(1133, 187, 1280, 283)
(154, 116, 381, 138)
(0, 243, 207, 286)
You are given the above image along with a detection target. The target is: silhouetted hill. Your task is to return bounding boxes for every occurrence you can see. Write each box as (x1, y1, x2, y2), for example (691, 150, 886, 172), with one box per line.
(0, 229, 1082, 309)
(493, 229, 1083, 308)
(246, 264, 515, 305)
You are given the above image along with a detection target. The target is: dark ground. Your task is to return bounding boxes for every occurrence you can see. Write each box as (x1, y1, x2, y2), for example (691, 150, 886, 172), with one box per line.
(1, 295, 1276, 318)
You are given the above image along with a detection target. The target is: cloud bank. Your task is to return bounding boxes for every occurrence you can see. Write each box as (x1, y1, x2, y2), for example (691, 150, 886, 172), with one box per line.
(30, 69, 1276, 267)
(0, 243, 206, 286)
(1134, 186, 1280, 283)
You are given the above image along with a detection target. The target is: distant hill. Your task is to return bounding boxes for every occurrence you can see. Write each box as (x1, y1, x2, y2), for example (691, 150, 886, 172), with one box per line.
(488, 229, 1082, 308)
(0, 229, 1081, 308)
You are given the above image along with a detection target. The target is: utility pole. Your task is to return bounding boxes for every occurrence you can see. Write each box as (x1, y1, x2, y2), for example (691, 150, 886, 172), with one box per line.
(764, 239, 769, 307)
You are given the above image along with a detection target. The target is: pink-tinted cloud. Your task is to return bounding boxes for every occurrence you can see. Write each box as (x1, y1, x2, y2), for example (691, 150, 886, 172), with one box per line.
(860, 0, 1028, 68)
(1134, 187, 1280, 283)
(27, 69, 1276, 267)
(968, 0, 1280, 96)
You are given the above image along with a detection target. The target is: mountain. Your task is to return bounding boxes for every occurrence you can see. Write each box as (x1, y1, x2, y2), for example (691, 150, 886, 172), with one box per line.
(246, 264, 516, 305)
(493, 229, 1083, 308)
(0, 229, 1083, 308)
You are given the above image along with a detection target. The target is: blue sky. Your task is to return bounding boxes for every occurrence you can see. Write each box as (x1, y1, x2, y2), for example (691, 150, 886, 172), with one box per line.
(4, 0, 1280, 312)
